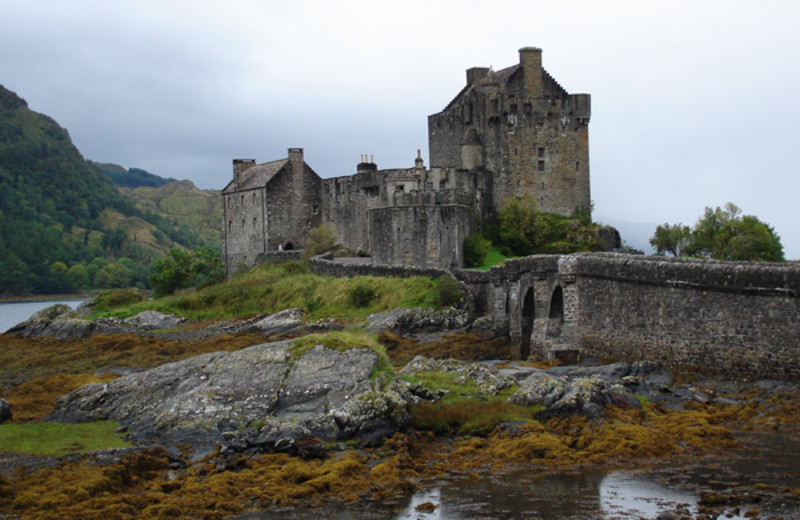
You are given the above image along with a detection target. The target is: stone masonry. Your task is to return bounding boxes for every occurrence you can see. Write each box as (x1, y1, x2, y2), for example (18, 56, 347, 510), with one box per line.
(222, 48, 589, 275)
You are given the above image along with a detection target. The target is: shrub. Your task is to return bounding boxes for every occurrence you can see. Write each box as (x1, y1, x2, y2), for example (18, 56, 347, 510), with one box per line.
(463, 233, 491, 267)
(347, 282, 377, 308)
(435, 275, 462, 307)
(94, 288, 145, 309)
(303, 223, 337, 259)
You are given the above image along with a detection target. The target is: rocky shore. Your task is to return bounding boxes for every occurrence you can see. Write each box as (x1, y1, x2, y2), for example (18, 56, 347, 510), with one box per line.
(1, 303, 798, 519)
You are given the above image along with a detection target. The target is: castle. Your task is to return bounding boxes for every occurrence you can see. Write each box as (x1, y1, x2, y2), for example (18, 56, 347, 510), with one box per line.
(222, 48, 591, 275)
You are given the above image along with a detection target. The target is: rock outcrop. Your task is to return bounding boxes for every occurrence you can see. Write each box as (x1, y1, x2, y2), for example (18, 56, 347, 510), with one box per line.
(50, 340, 409, 455)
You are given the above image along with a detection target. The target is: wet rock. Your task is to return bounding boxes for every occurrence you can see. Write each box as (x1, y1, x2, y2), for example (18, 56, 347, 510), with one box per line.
(0, 398, 11, 424)
(366, 307, 471, 333)
(50, 339, 407, 454)
(6, 304, 95, 340)
(123, 310, 185, 330)
(247, 308, 305, 336)
(510, 371, 639, 417)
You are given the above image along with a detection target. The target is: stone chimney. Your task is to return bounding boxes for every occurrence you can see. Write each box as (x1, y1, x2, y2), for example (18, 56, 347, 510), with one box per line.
(519, 47, 543, 97)
(232, 159, 256, 190)
(466, 67, 490, 86)
(357, 154, 378, 174)
(288, 148, 304, 175)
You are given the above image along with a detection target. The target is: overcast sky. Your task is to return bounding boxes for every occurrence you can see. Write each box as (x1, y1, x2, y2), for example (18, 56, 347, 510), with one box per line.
(2, 0, 799, 258)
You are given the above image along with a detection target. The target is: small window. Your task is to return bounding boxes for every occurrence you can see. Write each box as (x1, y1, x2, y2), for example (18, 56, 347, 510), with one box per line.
(253, 217, 257, 228)
(312, 205, 319, 215)
(228, 220, 232, 232)
(538, 160, 545, 172)
(240, 195, 244, 205)
(576, 161, 580, 172)
(252, 193, 256, 204)
(537, 147, 545, 158)
(241, 219, 245, 230)
(426, 182, 434, 192)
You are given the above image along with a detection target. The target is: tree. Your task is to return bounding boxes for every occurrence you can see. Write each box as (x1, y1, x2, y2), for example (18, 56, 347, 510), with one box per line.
(651, 203, 784, 262)
(148, 247, 225, 297)
(463, 233, 491, 267)
(303, 223, 337, 259)
(650, 223, 691, 257)
(149, 249, 192, 297)
(497, 195, 551, 256)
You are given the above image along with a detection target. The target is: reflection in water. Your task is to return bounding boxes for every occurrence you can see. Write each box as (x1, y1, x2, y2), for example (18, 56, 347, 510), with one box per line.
(237, 432, 800, 520)
(599, 471, 697, 519)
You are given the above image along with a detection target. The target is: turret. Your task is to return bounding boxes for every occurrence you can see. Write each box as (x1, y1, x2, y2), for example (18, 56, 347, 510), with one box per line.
(460, 128, 483, 170)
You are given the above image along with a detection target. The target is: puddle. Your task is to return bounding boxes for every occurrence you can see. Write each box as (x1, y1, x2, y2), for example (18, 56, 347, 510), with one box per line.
(237, 431, 800, 519)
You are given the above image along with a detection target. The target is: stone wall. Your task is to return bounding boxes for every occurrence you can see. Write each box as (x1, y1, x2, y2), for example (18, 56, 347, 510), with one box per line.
(309, 253, 449, 280)
(369, 204, 476, 270)
(222, 186, 267, 276)
(570, 255, 800, 379)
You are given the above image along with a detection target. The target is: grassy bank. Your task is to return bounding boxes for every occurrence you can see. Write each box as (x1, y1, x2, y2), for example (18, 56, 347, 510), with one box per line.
(91, 261, 447, 322)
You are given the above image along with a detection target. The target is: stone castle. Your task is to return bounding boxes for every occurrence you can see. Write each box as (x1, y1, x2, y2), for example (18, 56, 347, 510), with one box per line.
(222, 48, 591, 275)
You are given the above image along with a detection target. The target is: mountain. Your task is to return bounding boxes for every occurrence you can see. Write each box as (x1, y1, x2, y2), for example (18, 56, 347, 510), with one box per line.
(93, 162, 176, 188)
(0, 85, 215, 295)
(119, 180, 221, 249)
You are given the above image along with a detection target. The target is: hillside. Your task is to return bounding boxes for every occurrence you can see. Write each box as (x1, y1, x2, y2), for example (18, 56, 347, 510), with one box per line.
(120, 180, 221, 248)
(93, 162, 176, 188)
(0, 85, 211, 295)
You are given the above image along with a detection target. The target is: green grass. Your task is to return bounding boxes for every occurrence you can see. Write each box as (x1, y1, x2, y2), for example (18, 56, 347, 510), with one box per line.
(0, 421, 131, 456)
(91, 261, 442, 322)
(401, 371, 534, 436)
(468, 247, 511, 271)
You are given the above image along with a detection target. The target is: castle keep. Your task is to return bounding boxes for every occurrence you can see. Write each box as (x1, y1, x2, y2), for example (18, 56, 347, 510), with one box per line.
(222, 48, 590, 275)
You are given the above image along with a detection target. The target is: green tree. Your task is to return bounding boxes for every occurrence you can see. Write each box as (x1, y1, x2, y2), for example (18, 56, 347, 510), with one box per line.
(497, 195, 551, 256)
(649, 223, 691, 257)
(463, 233, 491, 267)
(191, 246, 225, 289)
(652, 203, 784, 262)
(148, 247, 225, 297)
(67, 263, 89, 289)
(149, 249, 192, 297)
(303, 223, 337, 259)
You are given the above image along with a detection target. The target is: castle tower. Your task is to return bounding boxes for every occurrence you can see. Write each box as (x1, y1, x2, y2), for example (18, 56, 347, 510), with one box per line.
(428, 47, 591, 217)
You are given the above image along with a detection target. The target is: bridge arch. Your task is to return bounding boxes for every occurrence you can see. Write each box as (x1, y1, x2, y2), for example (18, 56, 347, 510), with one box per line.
(520, 286, 535, 359)
(546, 285, 564, 338)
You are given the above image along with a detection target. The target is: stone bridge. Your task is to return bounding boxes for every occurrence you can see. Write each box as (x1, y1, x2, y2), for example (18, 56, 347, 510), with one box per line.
(311, 252, 800, 379)
(456, 253, 800, 380)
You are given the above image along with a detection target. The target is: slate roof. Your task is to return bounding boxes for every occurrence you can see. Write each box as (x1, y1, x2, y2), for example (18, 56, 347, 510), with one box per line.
(222, 159, 288, 194)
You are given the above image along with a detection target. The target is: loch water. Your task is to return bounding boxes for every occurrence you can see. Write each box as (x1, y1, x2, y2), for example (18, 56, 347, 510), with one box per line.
(0, 299, 87, 332)
(237, 431, 800, 519)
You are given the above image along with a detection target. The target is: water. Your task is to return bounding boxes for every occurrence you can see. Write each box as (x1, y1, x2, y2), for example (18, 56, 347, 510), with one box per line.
(237, 432, 800, 519)
(0, 299, 88, 333)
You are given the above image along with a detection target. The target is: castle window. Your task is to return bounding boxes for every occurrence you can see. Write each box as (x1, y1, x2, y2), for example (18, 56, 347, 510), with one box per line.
(241, 219, 245, 230)
(240, 195, 244, 205)
(425, 182, 433, 192)
(576, 161, 580, 172)
(252, 193, 256, 204)
(538, 160, 545, 172)
(228, 220, 232, 232)
(537, 147, 545, 158)
(253, 217, 257, 228)
(312, 205, 319, 215)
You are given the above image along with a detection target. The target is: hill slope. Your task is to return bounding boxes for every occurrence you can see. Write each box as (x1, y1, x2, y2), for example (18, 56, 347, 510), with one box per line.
(0, 85, 215, 295)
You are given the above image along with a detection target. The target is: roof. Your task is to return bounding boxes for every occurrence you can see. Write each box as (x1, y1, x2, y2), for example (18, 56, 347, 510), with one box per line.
(222, 159, 288, 194)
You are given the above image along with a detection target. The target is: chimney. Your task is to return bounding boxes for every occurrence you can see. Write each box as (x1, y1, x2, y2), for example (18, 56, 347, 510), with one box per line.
(466, 67, 490, 86)
(232, 159, 256, 190)
(288, 148, 304, 174)
(519, 47, 543, 97)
